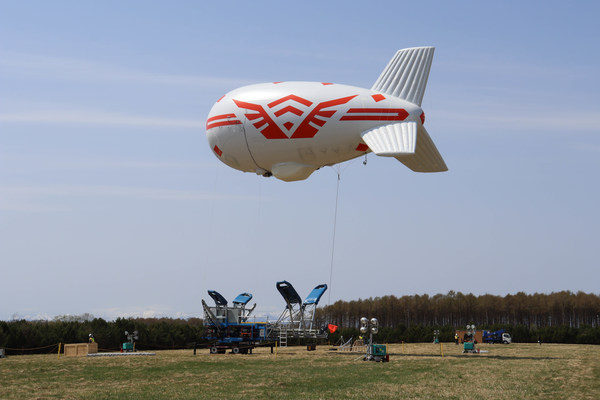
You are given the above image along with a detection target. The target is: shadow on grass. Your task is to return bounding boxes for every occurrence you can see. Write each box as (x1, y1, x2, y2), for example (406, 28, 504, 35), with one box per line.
(392, 353, 562, 360)
(329, 351, 561, 361)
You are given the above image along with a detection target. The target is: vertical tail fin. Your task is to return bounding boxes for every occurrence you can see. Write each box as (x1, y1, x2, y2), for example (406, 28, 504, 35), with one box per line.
(371, 47, 434, 106)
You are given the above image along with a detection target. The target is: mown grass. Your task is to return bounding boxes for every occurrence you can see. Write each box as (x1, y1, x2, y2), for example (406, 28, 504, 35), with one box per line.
(1, 343, 599, 399)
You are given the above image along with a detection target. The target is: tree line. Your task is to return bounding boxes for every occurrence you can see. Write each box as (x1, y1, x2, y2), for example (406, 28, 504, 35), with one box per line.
(318, 290, 600, 344)
(0, 317, 204, 355)
(319, 290, 600, 329)
(3, 291, 600, 353)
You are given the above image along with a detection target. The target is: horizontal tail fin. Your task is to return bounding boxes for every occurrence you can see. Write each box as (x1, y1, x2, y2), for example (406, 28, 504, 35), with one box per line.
(361, 122, 417, 156)
(395, 123, 447, 172)
(371, 47, 434, 106)
(361, 121, 447, 172)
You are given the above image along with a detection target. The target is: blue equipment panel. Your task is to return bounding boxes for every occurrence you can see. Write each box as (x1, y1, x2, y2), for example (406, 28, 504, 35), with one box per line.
(276, 281, 302, 304)
(208, 290, 228, 306)
(303, 284, 327, 306)
(233, 292, 253, 305)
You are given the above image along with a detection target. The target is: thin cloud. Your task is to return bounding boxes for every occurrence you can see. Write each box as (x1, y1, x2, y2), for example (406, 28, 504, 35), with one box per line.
(0, 52, 253, 87)
(0, 185, 260, 212)
(0, 200, 62, 213)
(0, 109, 205, 128)
(1, 154, 215, 170)
(440, 110, 600, 132)
(572, 142, 600, 153)
(438, 54, 597, 82)
(432, 98, 600, 133)
(0, 185, 255, 201)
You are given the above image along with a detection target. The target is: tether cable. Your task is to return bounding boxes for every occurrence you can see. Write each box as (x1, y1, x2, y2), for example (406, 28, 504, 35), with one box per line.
(328, 167, 341, 306)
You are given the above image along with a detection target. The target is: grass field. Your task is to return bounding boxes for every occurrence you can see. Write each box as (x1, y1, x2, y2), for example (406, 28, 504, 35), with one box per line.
(1, 343, 599, 399)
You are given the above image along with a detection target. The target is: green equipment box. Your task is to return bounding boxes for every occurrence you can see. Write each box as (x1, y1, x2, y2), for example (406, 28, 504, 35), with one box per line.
(372, 344, 387, 356)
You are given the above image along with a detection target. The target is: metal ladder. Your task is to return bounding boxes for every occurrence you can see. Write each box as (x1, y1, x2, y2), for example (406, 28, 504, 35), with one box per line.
(279, 329, 288, 347)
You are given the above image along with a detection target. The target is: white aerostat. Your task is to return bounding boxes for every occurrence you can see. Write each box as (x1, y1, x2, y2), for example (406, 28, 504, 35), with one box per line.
(206, 47, 447, 182)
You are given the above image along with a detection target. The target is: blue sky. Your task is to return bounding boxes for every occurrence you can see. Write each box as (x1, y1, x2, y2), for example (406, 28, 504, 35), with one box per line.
(1, 1, 598, 321)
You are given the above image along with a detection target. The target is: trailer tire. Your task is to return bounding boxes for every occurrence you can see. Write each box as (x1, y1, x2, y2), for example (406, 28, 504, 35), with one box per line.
(232, 347, 240, 354)
(210, 346, 218, 354)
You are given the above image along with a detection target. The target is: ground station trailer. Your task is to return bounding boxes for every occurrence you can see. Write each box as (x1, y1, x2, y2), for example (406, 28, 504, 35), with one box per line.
(202, 281, 328, 353)
(267, 281, 329, 345)
(202, 291, 266, 354)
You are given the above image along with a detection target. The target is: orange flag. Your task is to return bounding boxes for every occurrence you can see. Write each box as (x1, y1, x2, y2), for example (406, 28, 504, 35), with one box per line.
(328, 324, 338, 333)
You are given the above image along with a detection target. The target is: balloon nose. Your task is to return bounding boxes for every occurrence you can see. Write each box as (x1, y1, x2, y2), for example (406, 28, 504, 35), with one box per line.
(205, 103, 258, 173)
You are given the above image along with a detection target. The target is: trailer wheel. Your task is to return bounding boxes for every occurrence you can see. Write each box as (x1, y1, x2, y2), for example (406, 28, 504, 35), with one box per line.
(232, 347, 240, 354)
(210, 346, 218, 354)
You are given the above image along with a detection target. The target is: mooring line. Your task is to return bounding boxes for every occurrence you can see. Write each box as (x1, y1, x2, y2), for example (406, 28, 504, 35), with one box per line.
(328, 167, 341, 307)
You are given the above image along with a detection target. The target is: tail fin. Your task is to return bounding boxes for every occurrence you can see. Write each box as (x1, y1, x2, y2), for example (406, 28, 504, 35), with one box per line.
(395, 123, 447, 172)
(360, 121, 447, 172)
(371, 47, 434, 106)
